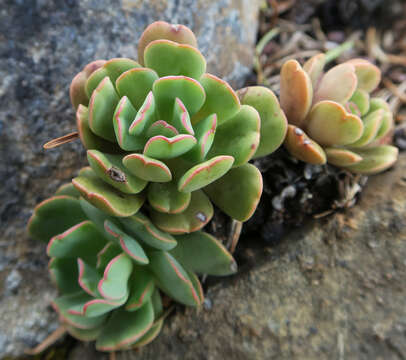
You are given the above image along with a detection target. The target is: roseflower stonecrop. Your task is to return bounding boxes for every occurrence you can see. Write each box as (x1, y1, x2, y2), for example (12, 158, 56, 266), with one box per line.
(27, 21, 287, 352)
(280, 53, 398, 174)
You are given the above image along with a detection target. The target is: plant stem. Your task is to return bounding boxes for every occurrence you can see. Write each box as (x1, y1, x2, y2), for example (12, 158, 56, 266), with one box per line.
(324, 40, 354, 64)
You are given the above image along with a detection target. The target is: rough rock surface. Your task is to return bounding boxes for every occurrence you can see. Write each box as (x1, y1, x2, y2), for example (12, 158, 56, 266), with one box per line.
(0, 1, 260, 357)
(70, 153, 406, 359)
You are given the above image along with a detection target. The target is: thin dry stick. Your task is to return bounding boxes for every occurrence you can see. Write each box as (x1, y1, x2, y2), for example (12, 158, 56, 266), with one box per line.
(25, 325, 67, 355)
(110, 351, 116, 360)
(383, 79, 406, 103)
(227, 220, 242, 254)
(43, 132, 79, 149)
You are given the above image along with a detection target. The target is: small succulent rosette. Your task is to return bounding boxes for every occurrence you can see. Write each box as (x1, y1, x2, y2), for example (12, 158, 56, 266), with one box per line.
(280, 53, 398, 174)
(28, 21, 287, 351)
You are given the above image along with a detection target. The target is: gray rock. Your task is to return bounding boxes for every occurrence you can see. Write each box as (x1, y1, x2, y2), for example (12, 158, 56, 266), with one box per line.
(69, 154, 406, 359)
(0, 0, 261, 357)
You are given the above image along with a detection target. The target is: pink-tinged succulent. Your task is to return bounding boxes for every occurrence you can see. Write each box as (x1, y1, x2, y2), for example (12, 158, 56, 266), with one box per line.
(28, 21, 287, 352)
(280, 54, 398, 174)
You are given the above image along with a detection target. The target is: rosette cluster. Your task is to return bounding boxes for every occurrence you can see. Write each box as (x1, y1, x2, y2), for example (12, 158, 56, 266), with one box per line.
(280, 53, 398, 174)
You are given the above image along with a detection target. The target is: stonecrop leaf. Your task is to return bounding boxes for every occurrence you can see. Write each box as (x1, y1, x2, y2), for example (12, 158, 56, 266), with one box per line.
(28, 196, 87, 243)
(238, 86, 287, 159)
(346, 58, 381, 93)
(349, 109, 383, 147)
(280, 59, 313, 127)
(148, 181, 191, 214)
(325, 147, 363, 167)
(303, 53, 325, 88)
(144, 39, 206, 79)
(123, 153, 172, 182)
(204, 163, 263, 222)
(170, 231, 237, 276)
(128, 91, 157, 136)
(143, 134, 197, 159)
(125, 267, 155, 311)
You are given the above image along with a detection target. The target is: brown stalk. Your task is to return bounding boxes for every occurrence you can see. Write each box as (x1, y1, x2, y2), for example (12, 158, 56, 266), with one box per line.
(43, 132, 79, 149)
(25, 325, 67, 355)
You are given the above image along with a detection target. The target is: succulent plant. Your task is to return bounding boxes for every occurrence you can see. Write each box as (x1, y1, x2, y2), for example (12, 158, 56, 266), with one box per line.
(28, 21, 287, 352)
(280, 53, 398, 174)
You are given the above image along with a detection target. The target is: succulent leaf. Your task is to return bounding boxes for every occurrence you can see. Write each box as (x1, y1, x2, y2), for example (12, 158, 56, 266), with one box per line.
(280, 59, 313, 127)
(314, 63, 357, 104)
(178, 156, 234, 193)
(148, 181, 191, 214)
(143, 134, 197, 159)
(284, 125, 327, 165)
(125, 268, 155, 311)
(238, 86, 288, 158)
(170, 231, 237, 276)
(349, 109, 384, 147)
(172, 98, 194, 135)
(128, 91, 157, 136)
(123, 153, 172, 182)
(345, 58, 381, 92)
(144, 40, 206, 79)
(95, 302, 154, 351)
(73, 171, 145, 217)
(344, 145, 398, 174)
(303, 53, 326, 88)
(87, 150, 147, 194)
(148, 251, 202, 306)
(66, 324, 103, 342)
(306, 101, 364, 146)
(204, 163, 262, 222)
(96, 243, 122, 271)
(138, 21, 198, 66)
(192, 73, 240, 125)
(116, 68, 158, 109)
(150, 190, 213, 234)
(98, 253, 133, 300)
(77, 258, 102, 297)
(104, 220, 149, 265)
(208, 105, 260, 166)
(153, 75, 206, 120)
(348, 89, 370, 116)
(147, 120, 179, 138)
(131, 318, 164, 349)
(102, 58, 141, 84)
(28, 196, 87, 243)
(325, 148, 363, 167)
(118, 213, 177, 251)
(49, 258, 80, 294)
(88, 77, 119, 142)
(55, 183, 81, 198)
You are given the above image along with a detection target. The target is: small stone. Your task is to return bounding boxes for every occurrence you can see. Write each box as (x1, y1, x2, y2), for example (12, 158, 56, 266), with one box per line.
(5, 269, 22, 294)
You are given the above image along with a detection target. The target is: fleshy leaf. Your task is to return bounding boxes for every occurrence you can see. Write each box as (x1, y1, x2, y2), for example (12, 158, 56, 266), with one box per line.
(325, 148, 363, 167)
(49, 258, 80, 294)
(70, 60, 106, 109)
(123, 153, 172, 182)
(96, 242, 122, 271)
(182, 114, 217, 163)
(153, 76, 206, 120)
(81, 296, 128, 318)
(178, 156, 234, 193)
(284, 125, 327, 164)
(148, 181, 191, 214)
(238, 86, 287, 158)
(128, 91, 156, 136)
(102, 58, 141, 85)
(348, 89, 370, 116)
(77, 258, 101, 296)
(185, 270, 204, 305)
(52, 292, 108, 329)
(143, 134, 197, 159)
(208, 105, 260, 166)
(345, 58, 381, 92)
(79, 197, 116, 230)
(349, 109, 383, 147)
(306, 100, 364, 146)
(116, 67, 159, 109)
(104, 220, 149, 265)
(314, 63, 357, 104)
(87, 150, 147, 194)
(132, 318, 164, 349)
(147, 120, 179, 138)
(98, 253, 133, 300)
(369, 98, 393, 140)
(138, 21, 198, 66)
(150, 190, 213, 234)
(125, 267, 155, 311)
(113, 96, 146, 151)
(204, 163, 262, 222)
(66, 324, 103, 342)
(303, 53, 326, 88)
(72, 171, 144, 217)
(344, 145, 398, 174)
(144, 39, 206, 79)
(55, 183, 80, 198)
(95, 302, 154, 351)
(88, 76, 119, 142)
(170, 231, 237, 276)
(148, 251, 201, 306)
(28, 196, 87, 243)
(47, 220, 106, 264)
(192, 73, 240, 125)
(118, 212, 177, 251)
(172, 98, 194, 134)
(280, 59, 313, 127)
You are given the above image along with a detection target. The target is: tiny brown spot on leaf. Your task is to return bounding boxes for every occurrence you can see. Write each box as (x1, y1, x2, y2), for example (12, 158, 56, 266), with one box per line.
(107, 167, 126, 183)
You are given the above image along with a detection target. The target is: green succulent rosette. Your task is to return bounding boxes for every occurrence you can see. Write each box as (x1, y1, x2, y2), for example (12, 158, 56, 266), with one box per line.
(28, 21, 287, 352)
(280, 54, 398, 174)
